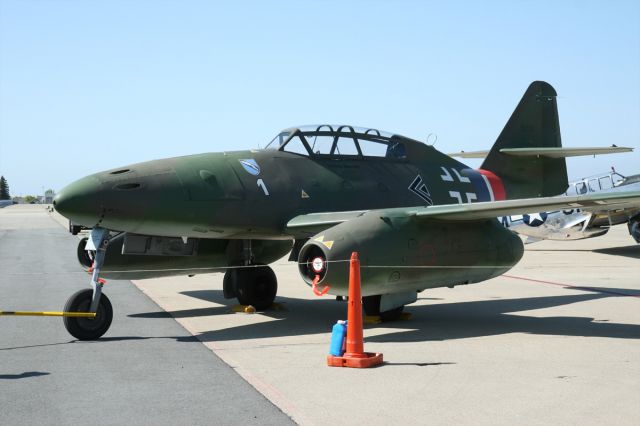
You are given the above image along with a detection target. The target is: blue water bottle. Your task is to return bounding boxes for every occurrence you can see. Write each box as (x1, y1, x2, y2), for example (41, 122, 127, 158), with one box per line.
(329, 320, 347, 356)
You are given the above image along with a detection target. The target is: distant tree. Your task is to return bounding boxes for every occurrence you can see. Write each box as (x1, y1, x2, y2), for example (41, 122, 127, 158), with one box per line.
(0, 176, 10, 200)
(24, 195, 39, 203)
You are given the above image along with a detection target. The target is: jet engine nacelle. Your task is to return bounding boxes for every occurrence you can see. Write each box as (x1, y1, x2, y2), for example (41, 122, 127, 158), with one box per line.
(298, 212, 524, 296)
(77, 233, 292, 280)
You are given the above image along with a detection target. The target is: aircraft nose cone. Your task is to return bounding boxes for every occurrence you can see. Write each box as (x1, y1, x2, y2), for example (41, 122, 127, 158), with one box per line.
(54, 175, 103, 226)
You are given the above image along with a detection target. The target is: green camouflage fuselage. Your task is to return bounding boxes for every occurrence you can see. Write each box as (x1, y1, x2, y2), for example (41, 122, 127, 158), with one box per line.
(56, 142, 482, 239)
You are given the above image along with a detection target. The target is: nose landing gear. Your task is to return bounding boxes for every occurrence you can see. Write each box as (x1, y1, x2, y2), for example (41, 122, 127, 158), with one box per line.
(63, 227, 114, 340)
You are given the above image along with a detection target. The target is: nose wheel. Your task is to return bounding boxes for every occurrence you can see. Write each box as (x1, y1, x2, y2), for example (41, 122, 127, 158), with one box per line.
(63, 289, 113, 340)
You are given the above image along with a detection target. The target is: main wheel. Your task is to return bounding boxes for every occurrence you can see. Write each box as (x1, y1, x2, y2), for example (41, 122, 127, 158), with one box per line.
(363, 295, 404, 322)
(76, 237, 95, 269)
(629, 220, 640, 243)
(63, 289, 113, 340)
(234, 265, 277, 311)
(223, 268, 239, 299)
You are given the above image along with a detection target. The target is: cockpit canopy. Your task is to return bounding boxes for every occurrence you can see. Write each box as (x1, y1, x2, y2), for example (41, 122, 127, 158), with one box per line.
(265, 124, 408, 160)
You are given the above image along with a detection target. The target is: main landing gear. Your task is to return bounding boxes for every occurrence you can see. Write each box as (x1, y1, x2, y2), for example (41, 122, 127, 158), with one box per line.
(63, 227, 114, 340)
(222, 240, 278, 311)
(629, 217, 640, 243)
(223, 266, 278, 311)
(363, 295, 405, 322)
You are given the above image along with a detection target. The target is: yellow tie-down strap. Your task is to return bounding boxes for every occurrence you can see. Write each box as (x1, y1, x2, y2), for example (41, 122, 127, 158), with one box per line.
(0, 311, 96, 318)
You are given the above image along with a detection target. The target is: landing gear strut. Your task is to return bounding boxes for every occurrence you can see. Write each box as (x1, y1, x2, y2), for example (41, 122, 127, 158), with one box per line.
(63, 227, 113, 340)
(363, 295, 405, 322)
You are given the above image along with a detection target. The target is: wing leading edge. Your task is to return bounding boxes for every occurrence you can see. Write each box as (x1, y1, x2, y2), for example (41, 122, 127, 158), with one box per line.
(408, 190, 640, 220)
(286, 191, 640, 234)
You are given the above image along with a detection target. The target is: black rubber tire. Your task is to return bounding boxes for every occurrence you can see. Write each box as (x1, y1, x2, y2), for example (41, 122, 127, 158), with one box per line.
(363, 295, 404, 322)
(76, 237, 95, 269)
(223, 268, 238, 299)
(629, 220, 640, 243)
(235, 266, 277, 311)
(63, 289, 113, 340)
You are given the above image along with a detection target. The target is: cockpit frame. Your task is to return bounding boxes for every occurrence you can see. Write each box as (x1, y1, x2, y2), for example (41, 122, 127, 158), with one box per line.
(266, 124, 408, 161)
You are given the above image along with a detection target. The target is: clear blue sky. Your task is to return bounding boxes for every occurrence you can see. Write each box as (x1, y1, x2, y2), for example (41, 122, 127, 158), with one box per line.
(1, 0, 638, 196)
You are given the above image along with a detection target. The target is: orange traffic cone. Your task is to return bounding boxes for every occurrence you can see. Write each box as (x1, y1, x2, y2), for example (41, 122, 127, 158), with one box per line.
(327, 252, 383, 368)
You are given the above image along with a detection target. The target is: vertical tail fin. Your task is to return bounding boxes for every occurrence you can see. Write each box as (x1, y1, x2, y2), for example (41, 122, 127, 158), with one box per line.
(481, 81, 568, 199)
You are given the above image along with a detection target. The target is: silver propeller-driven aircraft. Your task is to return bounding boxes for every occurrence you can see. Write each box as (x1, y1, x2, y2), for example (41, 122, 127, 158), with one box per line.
(501, 169, 640, 243)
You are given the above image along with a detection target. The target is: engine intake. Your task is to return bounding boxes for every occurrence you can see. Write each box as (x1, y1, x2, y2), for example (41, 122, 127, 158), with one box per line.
(298, 244, 328, 283)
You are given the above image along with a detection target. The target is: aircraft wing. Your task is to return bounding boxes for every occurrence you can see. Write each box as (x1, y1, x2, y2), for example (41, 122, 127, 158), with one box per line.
(407, 190, 640, 220)
(286, 210, 367, 235)
(286, 191, 640, 235)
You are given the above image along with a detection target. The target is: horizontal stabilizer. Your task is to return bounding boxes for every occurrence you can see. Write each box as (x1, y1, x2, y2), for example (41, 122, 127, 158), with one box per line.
(447, 150, 490, 158)
(448, 146, 633, 159)
(499, 146, 634, 158)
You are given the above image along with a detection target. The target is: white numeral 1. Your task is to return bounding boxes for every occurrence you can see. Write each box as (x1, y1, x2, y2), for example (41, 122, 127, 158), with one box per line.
(257, 179, 270, 196)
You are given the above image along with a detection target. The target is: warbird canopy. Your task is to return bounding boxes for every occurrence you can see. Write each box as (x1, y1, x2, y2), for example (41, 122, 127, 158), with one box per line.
(265, 125, 407, 159)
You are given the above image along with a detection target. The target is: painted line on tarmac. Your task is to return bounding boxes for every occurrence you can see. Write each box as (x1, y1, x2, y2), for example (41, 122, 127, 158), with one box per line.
(503, 274, 640, 298)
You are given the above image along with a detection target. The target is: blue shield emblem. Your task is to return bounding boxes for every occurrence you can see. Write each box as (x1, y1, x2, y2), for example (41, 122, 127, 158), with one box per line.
(239, 159, 261, 176)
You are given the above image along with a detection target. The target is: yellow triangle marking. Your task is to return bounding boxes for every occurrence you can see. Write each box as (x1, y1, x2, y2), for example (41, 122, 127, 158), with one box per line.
(301, 189, 309, 198)
(322, 240, 334, 250)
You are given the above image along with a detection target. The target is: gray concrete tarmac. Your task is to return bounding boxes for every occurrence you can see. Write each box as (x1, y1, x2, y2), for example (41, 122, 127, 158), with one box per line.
(0, 205, 293, 425)
(133, 214, 640, 425)
(3, 204, 639, 425)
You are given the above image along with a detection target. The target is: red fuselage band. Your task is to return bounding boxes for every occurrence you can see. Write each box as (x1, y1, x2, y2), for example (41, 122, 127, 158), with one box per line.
(477, 169, 506, 201)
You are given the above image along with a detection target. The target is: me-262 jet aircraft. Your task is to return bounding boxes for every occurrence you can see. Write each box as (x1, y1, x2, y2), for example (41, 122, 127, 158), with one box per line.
(54, 81, 640, 340)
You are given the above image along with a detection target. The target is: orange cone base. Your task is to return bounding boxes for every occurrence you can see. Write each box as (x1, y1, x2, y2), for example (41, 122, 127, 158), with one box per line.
(327, 352, 383, 368)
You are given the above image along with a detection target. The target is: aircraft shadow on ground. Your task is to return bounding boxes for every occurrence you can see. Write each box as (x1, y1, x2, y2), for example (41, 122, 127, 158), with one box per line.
(527, 244, 640, 260)
(129, 288, 640, 344)
(366, 291, 640, 343)
(593, 245, 640, 259)
(0, 371, 50, 380)
(129, 305, 231, 319)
